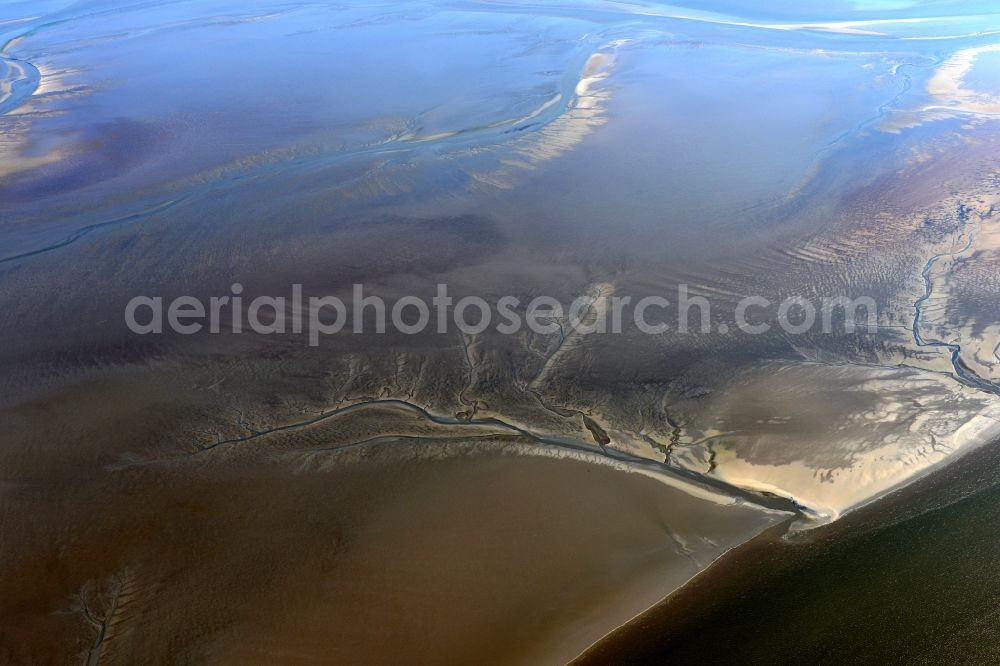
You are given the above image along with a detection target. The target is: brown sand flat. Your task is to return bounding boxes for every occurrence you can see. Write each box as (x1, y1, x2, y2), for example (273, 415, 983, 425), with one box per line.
(0, 405, 787, 664)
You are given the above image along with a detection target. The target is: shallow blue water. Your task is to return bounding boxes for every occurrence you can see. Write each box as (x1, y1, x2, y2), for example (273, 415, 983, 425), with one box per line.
(2, 0, 999, 260)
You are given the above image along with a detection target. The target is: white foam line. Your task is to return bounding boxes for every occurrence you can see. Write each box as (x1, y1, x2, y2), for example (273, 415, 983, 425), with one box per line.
(617, 2, 972, 36)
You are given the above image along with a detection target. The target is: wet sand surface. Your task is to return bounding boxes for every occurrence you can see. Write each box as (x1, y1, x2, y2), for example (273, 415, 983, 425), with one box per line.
(577, 431, 1000, 665)
(0, 395, 789, 664)
(3, 0, 1000, 662)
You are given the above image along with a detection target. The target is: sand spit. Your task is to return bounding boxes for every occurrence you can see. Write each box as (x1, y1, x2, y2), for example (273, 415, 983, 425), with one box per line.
(926, 43, 1000, 116)
(677, 361, 1000, 525)
(461, 40, 624, 189)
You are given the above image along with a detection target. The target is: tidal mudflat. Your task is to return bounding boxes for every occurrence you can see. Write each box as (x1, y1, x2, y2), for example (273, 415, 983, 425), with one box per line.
(3, 1, 1000, 663)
